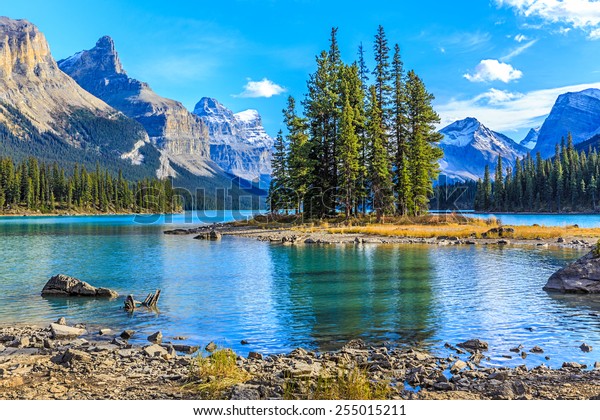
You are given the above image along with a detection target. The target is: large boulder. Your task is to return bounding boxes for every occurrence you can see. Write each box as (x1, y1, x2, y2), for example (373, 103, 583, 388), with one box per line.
(41, 274, 118, 298)
(544, 251, 600, 293)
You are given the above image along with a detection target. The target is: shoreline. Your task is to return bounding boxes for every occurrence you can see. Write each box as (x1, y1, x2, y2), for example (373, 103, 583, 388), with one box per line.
(2, 323, 600, 400)
(165, 223, 597, 251)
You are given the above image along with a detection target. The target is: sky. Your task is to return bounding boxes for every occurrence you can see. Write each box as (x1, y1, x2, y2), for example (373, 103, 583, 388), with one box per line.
(4, 0, 600, 142)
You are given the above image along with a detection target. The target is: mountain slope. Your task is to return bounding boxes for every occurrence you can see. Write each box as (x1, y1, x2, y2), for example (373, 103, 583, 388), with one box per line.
(58, 36, 214, 179)
(521, 127, 539, 150)
(193, 97, 273, 183)
(534, 88, 600, 157)
(0, 17, 153, 172)
(439, 117, 528, 182)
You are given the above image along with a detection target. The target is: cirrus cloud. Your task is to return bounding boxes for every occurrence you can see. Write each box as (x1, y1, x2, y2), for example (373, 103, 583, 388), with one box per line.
(497, 0, 600, 39)
(235, 78, 286, 98)
(464, 59, 523, 83)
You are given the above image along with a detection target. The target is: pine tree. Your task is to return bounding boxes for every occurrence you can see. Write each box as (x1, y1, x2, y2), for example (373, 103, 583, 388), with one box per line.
(338, 96, 360, 218)
(267, 131, 289, 213)
(366, 86, 394, 222)
(284, 96, 310, 213)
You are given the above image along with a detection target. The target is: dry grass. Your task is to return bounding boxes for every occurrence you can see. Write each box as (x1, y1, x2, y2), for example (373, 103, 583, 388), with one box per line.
(284, 367, 392, 400)
(188, 348, 251, 399)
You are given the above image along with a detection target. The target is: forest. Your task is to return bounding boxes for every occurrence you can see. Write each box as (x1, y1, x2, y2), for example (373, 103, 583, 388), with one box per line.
(474, 136, 600, 213)
(268, 26, 442, 221)
(0, 156, 180, 214)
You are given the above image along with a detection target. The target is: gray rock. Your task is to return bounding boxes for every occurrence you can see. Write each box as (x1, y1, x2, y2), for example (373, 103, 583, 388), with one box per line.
(241, 340, 249, 345)
(457, 339, 489, 351)
(205, 341, 217, 352)
(41, 274, 118, 298)
(248, 351, 263, 360)
(562, 361, 584, 369)
(120, 330, 135, 340)
(143, 344, 168, 358)
(230, 384, 261, 400)
(450, 360, 467, 373)
(0, 344, 5, 352)
(98, 328, 112, 335)
(530, 346, 544, 354)
(580, 343, 593, 352)
(8, 337, 30, 348)
(148, 331, 163, 344)
(60, 348, 91, 364)
(50, 323, 86, 339)
(172, 344, 199, 354)
(544, 251, 600, 293)
(594, 361, 600, 369)
(56, 317, 67, 326)
(194, 230, 222, 240)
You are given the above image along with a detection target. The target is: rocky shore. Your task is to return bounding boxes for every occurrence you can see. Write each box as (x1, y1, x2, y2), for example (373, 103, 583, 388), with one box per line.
(165, 224, 596, 250)
(2, 324, 600, 400)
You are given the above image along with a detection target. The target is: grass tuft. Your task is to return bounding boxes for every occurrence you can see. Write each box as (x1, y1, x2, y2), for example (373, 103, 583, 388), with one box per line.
(187, 348, 251, 399)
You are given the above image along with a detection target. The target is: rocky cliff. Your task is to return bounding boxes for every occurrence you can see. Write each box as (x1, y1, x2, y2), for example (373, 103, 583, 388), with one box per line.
(193, 97, 272, 182)
(58, 36, 213, 178)
(0, 17, 149, 162)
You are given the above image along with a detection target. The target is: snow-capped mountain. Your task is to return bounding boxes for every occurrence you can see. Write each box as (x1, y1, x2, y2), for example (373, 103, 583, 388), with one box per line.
(194, 97, 273, 182)
(439, 117, 528, 182)
(534, 88, 600, 157)
(520, 127, 539, 150)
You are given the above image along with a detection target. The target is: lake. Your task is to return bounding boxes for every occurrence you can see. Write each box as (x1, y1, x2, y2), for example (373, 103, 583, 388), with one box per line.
(1, 211, 600, 369)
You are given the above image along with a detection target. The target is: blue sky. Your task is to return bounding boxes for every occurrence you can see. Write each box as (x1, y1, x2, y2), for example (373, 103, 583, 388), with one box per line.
(4, 0, 600, 141)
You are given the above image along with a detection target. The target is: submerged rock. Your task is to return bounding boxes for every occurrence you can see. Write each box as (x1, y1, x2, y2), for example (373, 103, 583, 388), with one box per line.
(41, 274, 118, 298)
(193, 230, 222, 241)
(544, 251, 600, 293)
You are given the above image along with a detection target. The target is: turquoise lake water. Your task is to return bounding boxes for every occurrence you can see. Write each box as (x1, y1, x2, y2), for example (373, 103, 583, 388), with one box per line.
(2, 212, 600, 368)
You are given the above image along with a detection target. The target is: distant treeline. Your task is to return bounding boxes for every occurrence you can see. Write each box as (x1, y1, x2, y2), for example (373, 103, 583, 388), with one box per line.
(0, 156, 180, 214)
(474, 135, 600, 213)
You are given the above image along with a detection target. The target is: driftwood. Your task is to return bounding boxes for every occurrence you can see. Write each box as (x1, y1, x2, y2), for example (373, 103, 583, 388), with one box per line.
(123, 290, 160, 312)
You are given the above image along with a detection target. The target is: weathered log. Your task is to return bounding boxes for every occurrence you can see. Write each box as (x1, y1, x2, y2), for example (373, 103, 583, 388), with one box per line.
(124, 295, 136, 312)
(142, 290, 161, 308)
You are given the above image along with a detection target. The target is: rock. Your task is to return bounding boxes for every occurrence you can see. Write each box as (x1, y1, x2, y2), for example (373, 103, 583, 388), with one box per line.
(120, 330, 135, 340)
(248, 351, 263, 360)
(241, 340, 249, 345)
(457, 339, 489, 351)
(530, 346, 544, 354)
(50, 323, 86, 339)
(544, 251, 600, 293)
(173, 336, 187, 340)
(497, 239, 511, 245)
(98, 328, 112, 335)
(8, 337, 30, 348)
(482, 227, 515, 238)
(562, 362, 584, 369)
(469, 352, 484, 364)
(230, 384, 261, 400)
(172, 344, 199, 354)
(594, 361, 600, 370)
(304, 238, 317, 244)
(143, 344, 168, 358)
(580, 343, 593, 352)
(509, 345, 523, 353)
(557, 237, 565, 243)
(41, 274, 118, 298)
(0, 344, 5, 352)
(193, 230, 222, 240)
(148, 331, 163, 344)
(56, 317, 67, 326)
(205, 341, 217, 352)
(450, 360, 467, 373)
(60, 348, 91, 364)
(521, 351, 527, 359)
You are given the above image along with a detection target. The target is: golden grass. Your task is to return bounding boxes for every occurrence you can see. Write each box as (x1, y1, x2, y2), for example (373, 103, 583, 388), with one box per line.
(284, 367, 392, 400)
(325, 223, 600, 240)
(188, 348, 251, 399)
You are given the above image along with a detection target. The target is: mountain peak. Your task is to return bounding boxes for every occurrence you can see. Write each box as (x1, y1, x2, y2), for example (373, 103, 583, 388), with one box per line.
(193, 97, 232, 118)
(58, 35, 124, 78)
(0, 16, 53, 78)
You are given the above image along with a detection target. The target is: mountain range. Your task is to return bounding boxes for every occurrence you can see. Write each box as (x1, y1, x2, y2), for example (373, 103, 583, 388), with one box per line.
(439, 88, 600, 182)
(0, 17, 272, 209)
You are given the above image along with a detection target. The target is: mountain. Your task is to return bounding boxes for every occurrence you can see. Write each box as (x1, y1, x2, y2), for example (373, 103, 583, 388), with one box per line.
(534, 88, 600, 157)
(0, 17, 157, 176)
(520, 127, 539, 150)
(58, 36, 215, 180)
(438, 117, 528, 182)
(193, 97, 273, 183)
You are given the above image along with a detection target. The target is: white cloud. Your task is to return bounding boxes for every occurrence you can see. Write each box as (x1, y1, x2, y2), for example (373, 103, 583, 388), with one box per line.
(235, 78, 286, 98)
(590, 27, 600, 38)
(437, 82, 600, 132)
(514, 33, 528, 42)
(464, 59, 524, 83)
(497, 0, 600, 37)
(501, 39, 538, 60)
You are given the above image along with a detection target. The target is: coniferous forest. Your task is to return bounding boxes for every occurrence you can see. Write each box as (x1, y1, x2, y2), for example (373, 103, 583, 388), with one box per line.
(0, 156, 181, 214)
(267, 26, 443, 221)
(474, 135, 600, 213)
